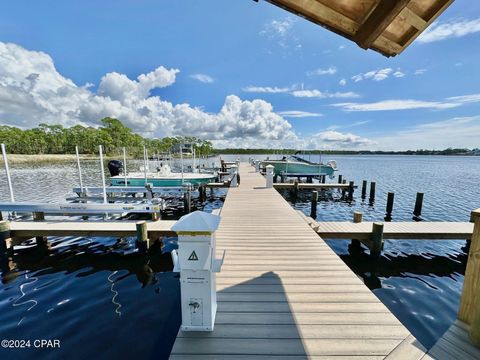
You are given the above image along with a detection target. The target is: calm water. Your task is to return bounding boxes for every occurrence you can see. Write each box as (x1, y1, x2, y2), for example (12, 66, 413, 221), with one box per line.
(0, 154, 479, 358)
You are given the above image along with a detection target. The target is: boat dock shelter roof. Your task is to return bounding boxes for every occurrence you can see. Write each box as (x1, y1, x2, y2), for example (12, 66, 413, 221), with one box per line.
(256, 0, 454, 57)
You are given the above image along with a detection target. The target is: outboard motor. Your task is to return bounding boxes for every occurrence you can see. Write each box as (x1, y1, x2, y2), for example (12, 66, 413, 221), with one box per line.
(107, 160, 123, 176)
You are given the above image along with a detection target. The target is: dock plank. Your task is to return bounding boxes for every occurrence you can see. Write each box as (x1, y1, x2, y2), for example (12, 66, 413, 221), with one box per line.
(315, 222, 473, 240)
(170, 163, 425, 359)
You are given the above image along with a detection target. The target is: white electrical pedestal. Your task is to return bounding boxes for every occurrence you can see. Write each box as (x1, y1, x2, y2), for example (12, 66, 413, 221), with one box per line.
(254, 160, 260, 172)
(171, 211, 224, 332)
(266, 164, 274, 188)
(229, 165, 238, 187)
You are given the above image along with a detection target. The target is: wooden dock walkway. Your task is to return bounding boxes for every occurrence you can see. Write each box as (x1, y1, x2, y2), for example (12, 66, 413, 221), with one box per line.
(170, 163, 427, 359)
(314, 221, 474, 240)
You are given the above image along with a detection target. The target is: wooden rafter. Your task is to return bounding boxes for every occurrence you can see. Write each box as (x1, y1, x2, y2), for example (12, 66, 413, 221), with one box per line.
(355, 0, 411, 49)
(257, 0, 455, 57)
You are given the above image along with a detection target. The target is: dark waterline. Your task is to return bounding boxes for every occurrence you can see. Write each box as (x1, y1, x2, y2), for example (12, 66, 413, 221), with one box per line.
(0, 154, 479, 357)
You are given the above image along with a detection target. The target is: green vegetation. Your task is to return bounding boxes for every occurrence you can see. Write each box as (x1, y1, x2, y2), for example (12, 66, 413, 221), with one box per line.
(0, 118, 214, 156)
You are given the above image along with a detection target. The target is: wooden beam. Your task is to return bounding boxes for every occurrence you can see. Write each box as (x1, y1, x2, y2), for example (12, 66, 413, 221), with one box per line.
(396, 0, 454, 53)
(401, 7, 427, 30)
(355, 0, 411, 49)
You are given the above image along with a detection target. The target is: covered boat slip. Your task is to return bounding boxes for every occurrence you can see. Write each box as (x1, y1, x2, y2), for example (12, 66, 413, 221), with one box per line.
(170, 163, 427, 358)
(258, 0, 454, 57)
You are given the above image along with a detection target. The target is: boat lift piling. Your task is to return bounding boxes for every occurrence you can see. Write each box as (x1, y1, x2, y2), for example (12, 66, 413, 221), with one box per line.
(75, 146, 85, 197)
(123, 147, 128, 187)
(1, 144, 15, 203)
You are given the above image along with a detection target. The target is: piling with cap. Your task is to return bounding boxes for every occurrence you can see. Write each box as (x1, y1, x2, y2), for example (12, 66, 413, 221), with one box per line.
(371, 222, 384, 258)
(350, 211, 363, 249)
(265, 165, 274, 188)
(229, 165, 238, 187)
(136, 221, 149, 252)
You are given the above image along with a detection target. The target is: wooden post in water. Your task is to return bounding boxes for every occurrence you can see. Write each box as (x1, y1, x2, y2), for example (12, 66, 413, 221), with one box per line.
(348, 181, 354, 202)
(310, 191, 318, 219)
(369, 182, 376, 205)
(458, 209, 480, 340)
(370, 222, 384, 258)
(413, 192, 424, 221)
(136, 221, 149, 252)
(341, 179, 347, 199)
(293, 179, 299, 198)
(385, 192, 395, 221)
(351, 211, 362, 249)
(33, 211, 48, 245)
(183, 188, 192, 214)
(361, 180, 367, 199)
(338, 174, 343, 184)
(321, 175, 326, 184)
(0, 220, 12, 254)
(199, 185, 206, 202)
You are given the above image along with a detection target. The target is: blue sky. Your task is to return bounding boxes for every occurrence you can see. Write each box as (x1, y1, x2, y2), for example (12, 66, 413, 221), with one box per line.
(0, 0, 479, 150)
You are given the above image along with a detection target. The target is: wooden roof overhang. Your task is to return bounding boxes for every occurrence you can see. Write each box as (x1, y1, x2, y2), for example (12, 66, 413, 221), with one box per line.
(256, 0, 454, 57)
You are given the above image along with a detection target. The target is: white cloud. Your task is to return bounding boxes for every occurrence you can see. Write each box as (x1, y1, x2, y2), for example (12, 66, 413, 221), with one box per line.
(259, 17, 299, 49)
(339, 78, 347, 86)
(333, 93, 480, 112)
(278, 111, 323, 118)
(414, 69, 427, 75)
(0, 42, 296, 142)
(242, 85, 292, 94)
(190, 73, 214, 83)
(351, 68, 395, 82)
(393, 70, 406, 78)
(418, 18, 480, 43)
(307, 67, 337, 76)
(309, 130, 376, 148)
(333, 99, 460, 112)
(292, 89, 360, 99)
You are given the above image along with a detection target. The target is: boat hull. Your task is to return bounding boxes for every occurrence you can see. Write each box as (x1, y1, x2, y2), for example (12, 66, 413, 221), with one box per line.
(110, 173, 217, 187)
(261, 160, 335, 176)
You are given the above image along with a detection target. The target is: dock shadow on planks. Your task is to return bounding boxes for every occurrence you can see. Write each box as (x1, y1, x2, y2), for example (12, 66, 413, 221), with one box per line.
(170, 271, 309, 359)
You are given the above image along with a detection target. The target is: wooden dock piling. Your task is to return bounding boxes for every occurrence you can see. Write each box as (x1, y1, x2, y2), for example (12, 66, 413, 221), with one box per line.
(33, 211, 48, 245)
(385, 192, 395, 221)
(0, 220, 11, 254)
(310, 190, 318, 219)
(348, 181, 354, 202)
(458, 210, 480, 334)
(369, 181, 376, 204)
(136, 221, 149, 251)
(183, 190, 192, 214)
(361, 180, 367, 199)
(338, 174, 343, 184)
(371, 222, 384, 258)
(413, 192, 424, 221)
(350, 211, 363, 249)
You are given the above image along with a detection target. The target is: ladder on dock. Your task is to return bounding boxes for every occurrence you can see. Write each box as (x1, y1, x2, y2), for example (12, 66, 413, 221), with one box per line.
(170, 162, 427, 359)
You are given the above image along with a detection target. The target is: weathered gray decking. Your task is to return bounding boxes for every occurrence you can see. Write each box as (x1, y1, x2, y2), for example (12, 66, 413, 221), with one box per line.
(170, 163, 428, 359)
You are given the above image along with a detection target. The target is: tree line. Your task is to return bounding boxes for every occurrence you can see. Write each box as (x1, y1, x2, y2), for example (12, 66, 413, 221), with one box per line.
(0, 118, 214, 156)
(214, 148, 478, 156)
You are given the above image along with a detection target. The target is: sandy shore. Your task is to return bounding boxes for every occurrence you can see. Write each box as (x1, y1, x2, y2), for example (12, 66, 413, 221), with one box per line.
(0, 154, 121, 165)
